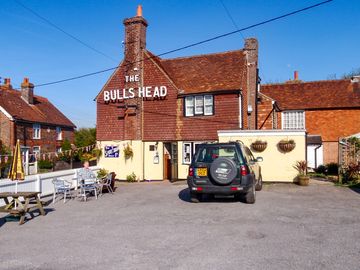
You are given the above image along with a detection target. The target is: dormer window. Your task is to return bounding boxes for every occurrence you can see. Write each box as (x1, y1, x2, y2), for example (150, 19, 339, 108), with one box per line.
(33, 124, 41, 139)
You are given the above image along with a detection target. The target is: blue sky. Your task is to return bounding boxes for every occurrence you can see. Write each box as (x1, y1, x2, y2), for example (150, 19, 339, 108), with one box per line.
(1, 0, 359, 128)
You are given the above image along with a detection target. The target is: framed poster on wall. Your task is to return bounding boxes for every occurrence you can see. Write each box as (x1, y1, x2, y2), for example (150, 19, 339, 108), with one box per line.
(104, 146, 120, 158)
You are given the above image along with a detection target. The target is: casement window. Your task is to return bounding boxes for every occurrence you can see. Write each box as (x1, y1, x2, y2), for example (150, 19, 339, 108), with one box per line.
(282, 111, 305, 129)
(184, 95, 213, 117)
(182, 141, 205, 164)
(56, 127, 62, 140)
(32, 146, 40, 156)
(33, 124, 41, 139)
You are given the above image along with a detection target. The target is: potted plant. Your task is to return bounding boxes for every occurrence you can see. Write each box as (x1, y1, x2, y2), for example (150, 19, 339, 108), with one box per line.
(278, 139, 296, 152)
(294, 160, 310, 186)
(251, 140, 267, 152)
(97, 168, 108, 179)
(123, 143, 134, 160)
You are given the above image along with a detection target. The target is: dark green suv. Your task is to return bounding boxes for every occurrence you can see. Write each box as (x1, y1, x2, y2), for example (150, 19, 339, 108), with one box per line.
(187, 142, 263, 204)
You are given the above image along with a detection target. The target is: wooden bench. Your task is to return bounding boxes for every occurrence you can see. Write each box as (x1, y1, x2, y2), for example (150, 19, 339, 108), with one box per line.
(0, 192, 46, 225)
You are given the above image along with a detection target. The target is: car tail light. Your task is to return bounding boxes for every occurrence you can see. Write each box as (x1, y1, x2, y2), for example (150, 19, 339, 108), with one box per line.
(240, 165, 247, 176)
(191, 187, 203, 191)
(189, 167, 194, 177)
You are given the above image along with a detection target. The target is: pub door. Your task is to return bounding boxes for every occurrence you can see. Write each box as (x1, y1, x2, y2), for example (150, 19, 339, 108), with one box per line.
(163, 142, 178, 182)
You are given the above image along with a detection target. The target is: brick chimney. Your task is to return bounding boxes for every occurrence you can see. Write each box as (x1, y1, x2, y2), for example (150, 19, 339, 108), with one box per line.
(123, 5, 148, 69)
(244, 38, 259, 130)
(1, 78, 13, 90)
(21, 77, 34, 104)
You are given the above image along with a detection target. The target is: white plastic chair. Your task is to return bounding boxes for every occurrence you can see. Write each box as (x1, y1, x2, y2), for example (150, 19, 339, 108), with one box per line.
(99, 173, 114, 196)
(79, 179, 98, 201)
(52, 178, 72, 203)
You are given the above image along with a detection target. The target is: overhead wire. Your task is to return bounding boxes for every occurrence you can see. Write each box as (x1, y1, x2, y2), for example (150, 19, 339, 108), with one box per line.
(14, 0, 118, 63)
(13, 0, 333, 88)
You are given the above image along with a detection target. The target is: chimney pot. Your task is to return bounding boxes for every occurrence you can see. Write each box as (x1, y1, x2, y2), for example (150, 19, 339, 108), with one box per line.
(294, 71, 299, 81)
(137, 5, 143, 17)
(21, 77, 34, 104)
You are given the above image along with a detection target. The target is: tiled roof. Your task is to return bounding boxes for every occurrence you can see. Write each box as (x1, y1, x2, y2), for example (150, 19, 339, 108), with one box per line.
(261, 79, 360, 110)
(159, 50, 247, 94)
(0, 89, 76, 127)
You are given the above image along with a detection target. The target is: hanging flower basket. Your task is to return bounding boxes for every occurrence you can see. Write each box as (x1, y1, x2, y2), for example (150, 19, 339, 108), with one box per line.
(251, 140, 267, 152)
(123, 143, 134, 160)
(278, 139, 296, 153)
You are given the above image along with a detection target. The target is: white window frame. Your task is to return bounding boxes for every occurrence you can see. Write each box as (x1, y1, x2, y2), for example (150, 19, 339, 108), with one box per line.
(33, 124, 41, 139)
(195, 96, 204, 115)
(56, 126, 62, 140)
(185, 96, 194, 116)
(204, 95, 214, 116)
(282, 110, 305, 130)
(184, 95, 213, 117)
(183, 142, 192, 164)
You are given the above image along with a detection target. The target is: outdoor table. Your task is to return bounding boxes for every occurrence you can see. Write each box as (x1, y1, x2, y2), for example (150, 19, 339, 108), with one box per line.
(0, 192, 45, 225)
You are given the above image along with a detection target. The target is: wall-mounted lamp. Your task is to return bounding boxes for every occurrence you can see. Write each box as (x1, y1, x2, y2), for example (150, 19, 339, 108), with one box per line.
(247, 105, 253, 114)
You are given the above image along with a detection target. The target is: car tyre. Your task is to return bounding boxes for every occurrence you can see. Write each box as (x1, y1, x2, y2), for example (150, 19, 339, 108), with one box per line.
(255, 175, 263, 191)
(244, 184, 256, 204)
(190, 193, 202, 203)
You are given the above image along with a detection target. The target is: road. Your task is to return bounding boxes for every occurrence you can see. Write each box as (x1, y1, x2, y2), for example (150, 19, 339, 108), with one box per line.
(0, 181, 359, 270)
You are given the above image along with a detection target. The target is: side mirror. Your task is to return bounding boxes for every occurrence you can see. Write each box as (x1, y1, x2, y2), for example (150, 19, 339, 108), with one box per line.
(256, 157, 263, 162)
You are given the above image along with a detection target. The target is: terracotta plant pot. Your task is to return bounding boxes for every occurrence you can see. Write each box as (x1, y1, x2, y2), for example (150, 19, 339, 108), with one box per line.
(278, 141, 296, 152)
(298, 175, 310, 186)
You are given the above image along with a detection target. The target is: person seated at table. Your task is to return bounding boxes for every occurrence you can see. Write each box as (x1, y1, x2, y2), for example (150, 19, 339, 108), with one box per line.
(77, 161, 96, 184)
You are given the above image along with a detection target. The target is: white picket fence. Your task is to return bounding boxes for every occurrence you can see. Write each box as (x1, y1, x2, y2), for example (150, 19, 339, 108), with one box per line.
(0, 166, 99, 206)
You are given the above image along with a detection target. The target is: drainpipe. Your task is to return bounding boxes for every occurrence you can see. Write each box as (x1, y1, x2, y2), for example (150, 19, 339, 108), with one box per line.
(314, 144, 322, 168)
(255, 68, 259, 129)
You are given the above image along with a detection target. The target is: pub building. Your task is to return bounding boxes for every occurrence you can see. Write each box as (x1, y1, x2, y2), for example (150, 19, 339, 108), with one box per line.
(96, 6, 259, 181)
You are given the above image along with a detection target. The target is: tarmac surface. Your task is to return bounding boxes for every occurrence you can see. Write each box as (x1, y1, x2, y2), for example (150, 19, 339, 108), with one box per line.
(1, 180, 360, 270)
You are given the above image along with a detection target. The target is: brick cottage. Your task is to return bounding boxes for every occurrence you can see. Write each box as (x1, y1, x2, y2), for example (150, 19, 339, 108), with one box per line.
(0, 78, 76, 169)
(258, 73, 360, 167)
(96, 6, 259, 181)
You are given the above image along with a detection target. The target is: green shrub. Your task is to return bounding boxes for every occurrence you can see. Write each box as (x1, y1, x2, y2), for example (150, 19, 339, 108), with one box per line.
(326, 163, 339, 175)
(341, 163, 360, 184)
(38, 160, 53, 170)
(126, 172, 137, 182)
(315, 165, 326, 174)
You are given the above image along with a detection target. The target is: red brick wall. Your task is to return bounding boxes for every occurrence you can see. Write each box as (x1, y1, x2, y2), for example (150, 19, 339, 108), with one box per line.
(15, 123, 74, 153)
(305, 109, 360, 141)
(179, 93, 240, 141)
(0, 111, 13, 149)
(257, 94, 274, 129)
(323, 142, 338, 164)
(142, 57, 178, 141)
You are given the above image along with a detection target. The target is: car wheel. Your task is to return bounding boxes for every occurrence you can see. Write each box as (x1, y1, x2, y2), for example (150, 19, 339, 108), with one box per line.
(244, 184, 256, 204)
(255, 175, 263, 191)
(190, 193, 202, 203)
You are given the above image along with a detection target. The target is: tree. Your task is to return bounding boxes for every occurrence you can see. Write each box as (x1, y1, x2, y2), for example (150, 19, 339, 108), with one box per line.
(74, 128, 96, 147)
(342, 68, 360, 79)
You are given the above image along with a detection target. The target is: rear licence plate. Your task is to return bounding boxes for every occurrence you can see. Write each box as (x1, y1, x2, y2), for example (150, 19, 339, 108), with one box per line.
(197, 168, 207, 177)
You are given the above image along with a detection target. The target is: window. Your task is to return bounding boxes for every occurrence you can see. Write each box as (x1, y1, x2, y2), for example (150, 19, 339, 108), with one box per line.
(282, 111, 305, 129)
(185, 96, 194, 116)
(182, 141, 205, 164)
(184, 95, 213, 116)
(56, 127, 62, 140)
(33, 124, 41, 139)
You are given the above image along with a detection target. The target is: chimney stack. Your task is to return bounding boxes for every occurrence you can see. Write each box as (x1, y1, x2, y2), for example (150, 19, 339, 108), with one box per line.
(1, 78, 13, 90)
(21, 77, 34, 104)
(123, 5, 148, 68)
(294, 71, 299, 81)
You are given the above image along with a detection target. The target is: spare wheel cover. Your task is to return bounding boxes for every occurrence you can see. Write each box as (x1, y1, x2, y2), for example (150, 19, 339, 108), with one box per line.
(210, 157, 237, 185)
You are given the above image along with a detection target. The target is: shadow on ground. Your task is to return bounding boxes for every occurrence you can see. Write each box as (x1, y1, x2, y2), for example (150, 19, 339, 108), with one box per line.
(178, 188, 240, 203)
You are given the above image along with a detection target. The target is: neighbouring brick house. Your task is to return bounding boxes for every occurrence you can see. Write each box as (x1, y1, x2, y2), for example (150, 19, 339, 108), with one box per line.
(258, 74, 360, 167)
(96, 6, 259, 181)
(0, 78, 76, 166)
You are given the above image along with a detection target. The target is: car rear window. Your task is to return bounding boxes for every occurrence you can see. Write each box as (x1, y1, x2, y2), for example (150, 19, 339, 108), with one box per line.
(195, 145, 240, 163)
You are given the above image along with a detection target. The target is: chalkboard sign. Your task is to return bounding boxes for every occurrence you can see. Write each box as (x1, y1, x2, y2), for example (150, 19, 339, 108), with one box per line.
(104, 146, 120, 158)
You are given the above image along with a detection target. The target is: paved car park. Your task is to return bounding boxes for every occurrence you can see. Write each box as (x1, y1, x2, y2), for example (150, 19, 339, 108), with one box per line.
(0, 181, 360, 270)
